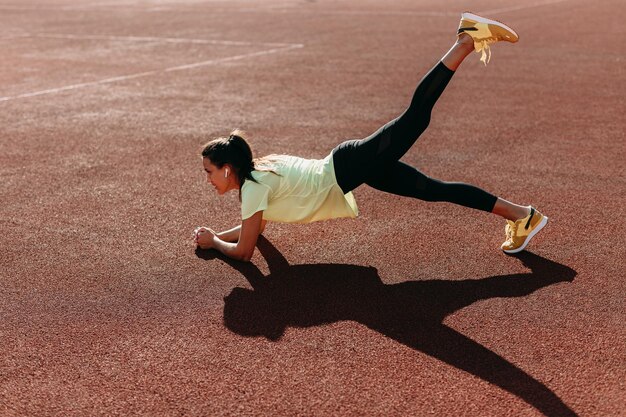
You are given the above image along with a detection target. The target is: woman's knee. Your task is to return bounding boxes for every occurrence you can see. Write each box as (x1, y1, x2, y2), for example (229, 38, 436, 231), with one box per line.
(419, 176, 450, 200)
(393, 113, 431, 143)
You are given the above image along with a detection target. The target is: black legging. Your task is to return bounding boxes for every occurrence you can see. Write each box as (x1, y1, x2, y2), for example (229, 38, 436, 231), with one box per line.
(331, 61, 498, 212)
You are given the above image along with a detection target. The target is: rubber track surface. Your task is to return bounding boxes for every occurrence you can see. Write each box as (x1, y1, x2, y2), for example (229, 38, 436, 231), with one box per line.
(1, 0, 624, 416)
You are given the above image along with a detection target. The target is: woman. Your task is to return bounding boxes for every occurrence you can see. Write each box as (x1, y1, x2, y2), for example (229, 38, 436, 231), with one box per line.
(193, 12, 548, 262)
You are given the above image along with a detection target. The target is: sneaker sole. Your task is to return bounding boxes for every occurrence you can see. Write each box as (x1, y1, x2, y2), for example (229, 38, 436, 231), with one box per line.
(503, 216, 548, 254)
(462, 11, 519, 41)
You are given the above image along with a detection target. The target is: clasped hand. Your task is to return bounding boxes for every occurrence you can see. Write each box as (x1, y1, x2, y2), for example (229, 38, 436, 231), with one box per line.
(193, 226, 216, 249)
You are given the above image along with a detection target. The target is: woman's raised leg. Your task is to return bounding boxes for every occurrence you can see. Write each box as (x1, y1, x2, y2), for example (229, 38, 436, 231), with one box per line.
(332, 37, 472, 194)
(442, 33, 475, 71)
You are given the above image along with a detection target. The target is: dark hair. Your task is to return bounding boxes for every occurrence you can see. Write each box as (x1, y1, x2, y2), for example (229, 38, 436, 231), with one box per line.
(201, 129, 258, 188)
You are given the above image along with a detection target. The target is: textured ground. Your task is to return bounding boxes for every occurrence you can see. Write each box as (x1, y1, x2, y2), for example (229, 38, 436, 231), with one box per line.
(1, 0, 624, 416)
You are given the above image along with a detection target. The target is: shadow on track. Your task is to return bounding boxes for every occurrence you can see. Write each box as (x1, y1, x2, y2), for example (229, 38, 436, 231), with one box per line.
(196, 236, 578, 417)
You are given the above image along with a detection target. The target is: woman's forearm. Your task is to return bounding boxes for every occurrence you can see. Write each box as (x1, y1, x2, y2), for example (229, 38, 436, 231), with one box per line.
(217, 220, 266, 243)
(202, 212, 265, 263)
(212, 236, 251, 262)
(216, 225, 241, 242)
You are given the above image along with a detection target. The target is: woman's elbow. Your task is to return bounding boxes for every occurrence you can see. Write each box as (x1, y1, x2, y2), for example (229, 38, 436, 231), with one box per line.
(237, 248, 255, 262)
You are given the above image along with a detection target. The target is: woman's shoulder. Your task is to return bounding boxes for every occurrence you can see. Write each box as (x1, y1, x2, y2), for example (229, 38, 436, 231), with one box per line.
(254, 154, 296, 166)
(252, 154, 300, 176)
(241, 176, 272, 197)
(246, 158, 283, 189)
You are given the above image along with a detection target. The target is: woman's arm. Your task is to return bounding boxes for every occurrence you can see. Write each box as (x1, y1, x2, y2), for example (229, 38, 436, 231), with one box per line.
(196, 211, 265, 262)
(216, 219, 266, 243)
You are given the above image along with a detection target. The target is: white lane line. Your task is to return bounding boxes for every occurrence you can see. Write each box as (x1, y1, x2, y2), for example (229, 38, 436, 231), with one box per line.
(0, 1, 149, 11)
(204, 8, 456, 16)
(0, 0, 575, 14)
(0, 43, 303, 103)
(164, 43, 301, 72)
(477, 0, 574, 15)
(0, 4, 447, 15)
(295, 10, 455, 16)
(0, 0, 259, 11)
(0, 70, 158, 102)
(213, 0, 574, 16)
(0, 34, 29, 41)
(34, 33, 295, 48)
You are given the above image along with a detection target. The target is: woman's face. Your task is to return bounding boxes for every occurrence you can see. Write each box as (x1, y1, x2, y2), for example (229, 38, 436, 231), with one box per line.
(203, 158, 233, 195)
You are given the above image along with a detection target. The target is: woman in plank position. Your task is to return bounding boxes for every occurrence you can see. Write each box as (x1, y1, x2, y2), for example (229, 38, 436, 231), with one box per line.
(193, 13, 548, 262)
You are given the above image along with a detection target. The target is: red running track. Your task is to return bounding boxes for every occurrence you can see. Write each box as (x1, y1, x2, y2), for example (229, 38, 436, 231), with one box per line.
(1, 0, 624, 416)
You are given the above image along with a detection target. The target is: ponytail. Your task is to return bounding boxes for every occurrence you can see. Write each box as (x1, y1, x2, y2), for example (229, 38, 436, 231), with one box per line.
(200, 129, 258, 190)
(226, 130, 256, 185)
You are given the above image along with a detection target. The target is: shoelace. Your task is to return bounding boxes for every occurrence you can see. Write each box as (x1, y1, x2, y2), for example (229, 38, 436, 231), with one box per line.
(475, 38, 497, 65)
(504, 221, 519, 244)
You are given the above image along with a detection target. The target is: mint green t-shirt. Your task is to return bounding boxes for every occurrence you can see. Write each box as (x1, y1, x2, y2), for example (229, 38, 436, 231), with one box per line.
(240, 154, 358, 224)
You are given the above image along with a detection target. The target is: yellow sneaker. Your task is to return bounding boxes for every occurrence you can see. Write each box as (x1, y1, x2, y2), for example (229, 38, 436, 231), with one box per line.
(457, 12, 519, 65)
(501, 207, 548, 254)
